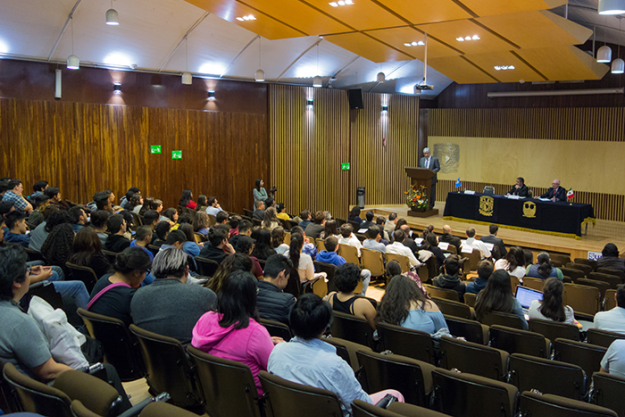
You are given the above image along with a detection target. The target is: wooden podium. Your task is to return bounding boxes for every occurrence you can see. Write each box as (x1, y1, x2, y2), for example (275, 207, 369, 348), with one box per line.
(405, 167, 439, 218)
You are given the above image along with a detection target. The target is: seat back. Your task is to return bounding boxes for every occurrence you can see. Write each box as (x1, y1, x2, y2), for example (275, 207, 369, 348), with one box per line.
(508, 353, 586, 400)
(52, 370, 121, 417)
(564, 283, 601, 318)
(528, 319, 579, 343)
(483, 186, 495, 195)
(101, 250, 118, 265)
(519, 391, 617, 417)
(207, 214, 217, 226)
(355, 350, 434, 407)
(550, 254, 572, 265)
(140, 401, 201, 417)
(376, 322, 435, 364)
(431, 368, 518, 417)
(522, 277, 545, 291)
(314, 261, 338, 293)
(423, 284, 459, 301)
(586, 328, 625, 348)
(591, 372, 625, 417)
(604, 289, 617, 311)
(330, 311, 374, 348)
(259, 371, 343, 417)
(553, 339, 606, 379)
(361, 248, 385, 277)
(417, 264, 430, 284)
(302, 276, 328, 298)
(3, 362, 72, 417)
(147, 245, 161, 257)
(76, 308, 144, 381)
(65, 262, 99, 293)
(27, 281, 64, 310)
(439, 336, 508, 381)
(588, 272, 621, 289)
(195, 256, 219, 277)
(463, 292, 477, 308)
(466, 249, 481, 273)
(187, 346, 262, 417)
(352, 399, 448, 417)
(431, 297, 474, 320)
(315, 238, 326, 252)
(489, 325, 551, 358)
(443, 315, 488, 345)
(560, 268, 586, 282)
(577, 278, 610, 301)
(597, 268, 625, 282)
(129, 325, 201, 407)
(384, 253, 411, 274)
(259, 318, 292, 341)
(574, 258, 598, 271)
(322, 337, 372, 373)
(194, 233, 208, 243)
(480, 312, 525, 330)
(338, 244, 360, 265)
(569, 263, 593, 276)
(243, 209, 253, 218)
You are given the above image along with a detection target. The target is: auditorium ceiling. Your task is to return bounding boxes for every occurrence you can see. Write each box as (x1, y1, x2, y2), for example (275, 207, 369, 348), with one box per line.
(0, 0, 621, 97)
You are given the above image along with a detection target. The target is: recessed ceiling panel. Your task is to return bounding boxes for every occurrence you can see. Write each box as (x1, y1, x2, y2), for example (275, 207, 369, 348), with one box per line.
(417, 20, 516, 55)
(324, 32, 413, 63)
(377, 0, 472, 25)
(428, 56, 498, 84)
(302, 0, 406, 31)
(464, 51, 546, 83)
(458, 0, 568, 17)
(516, 45, 610, 81)
(365, 27, 460, 60)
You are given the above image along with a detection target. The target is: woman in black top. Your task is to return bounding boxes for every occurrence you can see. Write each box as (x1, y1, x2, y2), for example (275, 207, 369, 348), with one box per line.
(68, 227, 112, 279)
(324, 263, 376, 330)
(420, 233, 445, 268)
(250, 229, 276, 260)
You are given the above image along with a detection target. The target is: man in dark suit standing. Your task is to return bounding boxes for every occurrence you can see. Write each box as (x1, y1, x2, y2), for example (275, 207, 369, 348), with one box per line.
(538, 179, 567, 202)
(508, 177, 529, 197)
(419, 147, 440, 210)
(481, 224, 507, 259)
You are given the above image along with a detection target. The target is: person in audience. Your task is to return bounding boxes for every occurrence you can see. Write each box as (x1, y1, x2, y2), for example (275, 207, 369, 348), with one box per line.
(348, 207, 362, 224)
(440, 225, 461, 253)
(325, 263, 375, 329)
(420, 234, 445, 268)
(420, 225, 434, 240)
(275, 203, 291, 221)
(433, 255, 466, 302)
(215, 211, 229, 227)
(68, 206, 88, 232)
(475, 269, 528, 330)
(192, 271, 275, 395)
(158, 230, 186, 253)
(30, 180, 49, 200)
(104, 214, 130, 252)
(120, 187, 140, 210)
(528, 278, 575, 324)
(131, 248, 216, 345)
(68, 227, 112, 279)
(375, 216, 391, 243)
(4, 211, 30, 247)
(44, 187, 69, 211)
(265, 198, 276, 209)
(153, 221, 170, 247)
(597, 243, 625, 272)
(386, 260, 427, 296)
(386, 230, 421, 267)
(360, 211, 375, 229)
(494, 246, 526, 279)
(118, 210, 134, 241)
(285, 233, 324, 283)
(593, 285, 625, 334)
(208, 253, 253, 294)
(0, 201, 15, 226)
(230, 219, 251, 248)
(537, 179, 567, 202)
(205, 197, 223, 216)
(161, 208, 178, 226)
(525, 252, 564, 280)
(196, 195, 208, 212)
(394, 218, 408, 233)
(523, 249, 534, 267)
(466, 260, 493, 295)
(0, 180, 10, 199)
(600, 339, 625, 379)
(508, 177, 529, 197)
(235, 235, 263, 278)
(461, 227, 491, 258)
(88, 247, 151, 326)
(90, 210, 110, 247)
(41, 223, 75, 275)
(399, 225, 419, 254)
(363, 226, 386, 253)
(199, 227, 235, 264)
(318, 235, 374, 297)
(253, 179, 268, 203)
(262, 207, 280, 230)
(290, 226, 317, 260)
(193, 212, 210, 236)
(29, 209, 68, 252)
(251, 229, 277, 261)
(269, 294, 404, 415)
(481, 224, 507, 258)
(338, 223, 363, 257)
(2, 179, 33, 214)
(178, 223, 202, 260)
(378, 274, 448, 337)
(93, 191, 113, 213)
(130, 193, 143, 214)
(257, 254, 295, 325)
(319, 219, 339, 240)
(28, 195, 50, 227)
(271, 227, 289, 255)
(130, 226, 154, 261)
(228, 215, 241, 239)
(253, 200, 266, 221)
(138, 197, 155, 217)
(153, 199, 168, 222)
(304, 211, 325, 239)
(179, 189, 197, 210)
(297, 209, 311, 229)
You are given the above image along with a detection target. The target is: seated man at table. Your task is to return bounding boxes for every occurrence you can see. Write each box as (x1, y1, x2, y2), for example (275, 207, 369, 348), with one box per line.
(460, 227, 491, 259)
(538, 179, 566, 202)
(508, 177, 529, 197)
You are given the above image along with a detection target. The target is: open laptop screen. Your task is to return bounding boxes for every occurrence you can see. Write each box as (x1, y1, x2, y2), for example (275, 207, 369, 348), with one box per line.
(515, 286, 543, 309)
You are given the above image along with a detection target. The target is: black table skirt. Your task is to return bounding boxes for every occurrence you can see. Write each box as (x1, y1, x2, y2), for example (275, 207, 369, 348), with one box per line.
(442, 192, 595, 240)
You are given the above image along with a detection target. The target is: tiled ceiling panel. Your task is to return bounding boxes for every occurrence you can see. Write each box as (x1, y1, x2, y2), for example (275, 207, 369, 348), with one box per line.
(458, 0, 568, 17)
(428, 55, 499, 84)
(516, 45, 610, 81)
(377, 0, 472, 25)
(416, 20, 517, 55)
(464, 51, 547, 83)
(324, 32, 413, 63)
(365, 27, 460, 60)
(302, 0, 407, 31)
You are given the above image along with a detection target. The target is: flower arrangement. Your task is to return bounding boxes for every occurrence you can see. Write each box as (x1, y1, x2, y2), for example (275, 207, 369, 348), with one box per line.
(405, 185, 429, 211)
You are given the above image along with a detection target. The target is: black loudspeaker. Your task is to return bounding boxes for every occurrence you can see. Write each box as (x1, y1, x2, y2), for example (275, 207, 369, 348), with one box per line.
(348, 89, 364, 110)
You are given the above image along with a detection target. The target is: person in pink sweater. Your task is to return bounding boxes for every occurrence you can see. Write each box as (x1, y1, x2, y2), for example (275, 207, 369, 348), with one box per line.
(192, 270, 275, 395)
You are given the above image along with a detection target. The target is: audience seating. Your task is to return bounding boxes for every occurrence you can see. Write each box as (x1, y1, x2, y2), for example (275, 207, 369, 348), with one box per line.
(507, 353, 586, 400)
(338, 244, 360, 266)
(361, 248, 385, 280)
(553, 339, 606, 379)
(129, 325, 203, 408)
(259, 318, 292, 341)
(588, 272, 621, 289)
(431, 297, 474, 320)
(423, 285, 459, 302)
(489, 325, 551, 358)
(597, 268, 625, 282)
(376, 322, 436, 365)
(568, 262, 593, 276)
(586, 328, 625, 348)
(243, 209, 253, 218)
(509, 275, 520, 294)
(322, 337, 372, 373)
(139, 401, 201, 417)
(522, 277, 544, 291)
(355, 350, 435, 407)
(330, 311, 374, 349)
(604, 289, 617, 310)
(550, 254, 571, 265)
(69, 400, 102, 417)
(384, 253, 411, 274)
(573, 258, 597, 271)
(101, 250, 118, 265)
(187, 346, 263, 417)
(417, 264, 429, 284)
(439, 336, 508, 381)
(147, 245, 161, 257)
(563, 283, 601, 319)
(252, 218, 262, 227)
(284, 232, 291, 246)
(463, 292, 477, 308)
(465, 249, 481, 273)
(207, 214, 217, 226)
(195, 256, 219, 277)
(577, 278, 610, 301)
(430, 368, 518, 417)
(194, 233, 207, 243)
(65, 262, 99, 293)
(129, 211, 143, 227)
(302, 276, 328, 298)
(24, 246, 46, 263)
(527, 319, 579, 343)
(560, 268, 585, 282)
(259, 371, 343, 417)
(335, 218, 346, 226)
(518, 391, 617, 417)
(77, 308, 145, 381)
(479, 312, 526, 330)
(314, 261, 338, 293)
(352, 399, 451, 417)
(28, 281, 64, 310)
(590, 372, 625, 417)
(315, 238, 326, 252)
(443, 315, 489, 345)
(348, 220, 361, 232)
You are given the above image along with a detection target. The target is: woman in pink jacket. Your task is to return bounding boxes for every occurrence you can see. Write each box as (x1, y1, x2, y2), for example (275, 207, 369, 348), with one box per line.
(192, 270, 274, 394)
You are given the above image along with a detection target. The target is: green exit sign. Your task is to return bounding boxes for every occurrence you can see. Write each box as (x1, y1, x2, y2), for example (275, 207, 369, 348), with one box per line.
(150, 145, 161, 154)
(341, 162, 351, 171)
(172, 150, 182, 159)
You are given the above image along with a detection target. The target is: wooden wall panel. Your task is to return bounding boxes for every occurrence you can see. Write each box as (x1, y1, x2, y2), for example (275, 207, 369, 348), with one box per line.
(350, 93, 420, 208)
(269, 85, 350, 218)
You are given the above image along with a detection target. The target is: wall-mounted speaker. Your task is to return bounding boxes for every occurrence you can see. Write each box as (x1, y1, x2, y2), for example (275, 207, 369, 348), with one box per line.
(348, 88, 364, 110)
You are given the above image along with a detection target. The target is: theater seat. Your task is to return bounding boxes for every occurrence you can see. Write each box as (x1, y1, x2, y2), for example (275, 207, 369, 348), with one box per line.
(439, 336, 508, 381)
(352, 399, 450, 417)
(489, 325, 551, 358)
(590, 372, 625, 417)
(376, 322, 436, 365)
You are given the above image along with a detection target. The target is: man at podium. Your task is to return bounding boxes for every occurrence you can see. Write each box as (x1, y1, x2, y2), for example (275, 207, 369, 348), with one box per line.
(419, 148, 440, 209)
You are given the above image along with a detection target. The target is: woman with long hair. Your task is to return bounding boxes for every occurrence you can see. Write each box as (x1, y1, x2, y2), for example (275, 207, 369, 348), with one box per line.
(179, 190, 196, 210)
(525, 252, 564, 280)
(196, 195, 208, 212)
(271, 227, 289, 255)
(319, 220, 339, 240)
(262, 207, 280, 230)
(235, 235, 263, 278)
(494, 246, 527, 279)
(420, 234, 445, 268)
(192, 271, 275, 395)
(475, 269, 528, 329)
(528, 278, 575, 324)
(253, 179, 268, 203)
(208, 253, 253, 293)
(162, 208, 178, 226)
(348, 206, 362, 224)
(178, 223, 202, 259)
(385, 260, 427, 297)
(377, 274, 448, 336)
(285, 233, 324, 283)
(139, 197, 156, 217)
(129, 193, 143, 214)
(193, 212, 210, 236)
(597, 243, 625, 272)
(41, 223, 75, 276)
(68, 226, 112, 279)
(395, 218, 408, 231)
(251, 229, 277, 261)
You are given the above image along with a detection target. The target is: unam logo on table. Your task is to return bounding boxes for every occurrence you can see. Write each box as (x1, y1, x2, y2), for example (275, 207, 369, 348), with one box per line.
(479, 196, 494, 217)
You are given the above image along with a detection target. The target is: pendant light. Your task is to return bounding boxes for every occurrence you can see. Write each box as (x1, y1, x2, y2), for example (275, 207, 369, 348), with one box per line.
(106, 0, 119, 25)
(182, 38, 192, 85)
(612, 45, 624, 74)
(67, 18, 79, 70)
(377, 72, 386, 83)
(597, 28, 612, 63)
(313, 43, 322, 87)
(255, 37, 264, 82)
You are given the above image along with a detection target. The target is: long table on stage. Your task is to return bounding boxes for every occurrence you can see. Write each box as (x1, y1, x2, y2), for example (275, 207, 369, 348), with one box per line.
(442, 192, 595, 239)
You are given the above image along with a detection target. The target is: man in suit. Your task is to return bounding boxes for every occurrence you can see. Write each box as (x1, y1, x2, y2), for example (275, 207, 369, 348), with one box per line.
(440, 225, 461, 253)
(481, 224, 507, 259)
(400, 225, 419, 255)
(419, 148, 440, 209)
(508, 177, 529, 197)
(538, 179, 567, 202)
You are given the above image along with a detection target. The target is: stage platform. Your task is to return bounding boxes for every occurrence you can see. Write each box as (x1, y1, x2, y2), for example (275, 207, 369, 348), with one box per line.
(369, 202, 625, 260)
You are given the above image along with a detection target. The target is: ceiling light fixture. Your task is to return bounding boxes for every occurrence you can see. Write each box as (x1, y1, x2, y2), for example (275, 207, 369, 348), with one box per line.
(106, 0, 119, 25)
(597, 45, 612, 62)
(494, 65, 515, 71)
(377, 72, 385, 83)
(381, 105, 388, 113)
(313, 43, 322, 87)
(457, 35, 479, 42)
(182, 38, 192, 85)
(404, 41, 425, 47)
(255, 37, 264, 82)
(66, 17, 79, 70)
(208, 90, 216, 100)
(236, 14, 256, 21)
(598, 0, 625, 15)
(329, 0, 353, 6)
(113, 82, 121, 94)
(612, 45, 624, 74)
(307, 98, 314, 108)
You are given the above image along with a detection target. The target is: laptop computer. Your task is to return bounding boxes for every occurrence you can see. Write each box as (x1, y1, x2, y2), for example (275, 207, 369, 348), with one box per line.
(515, 286, 543, 320)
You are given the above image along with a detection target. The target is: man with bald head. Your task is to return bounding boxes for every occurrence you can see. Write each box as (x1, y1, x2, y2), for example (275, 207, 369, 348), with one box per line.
(440, 224, 461, 253)
(538, 179, 566, 202)
(419, 147, 440, 210)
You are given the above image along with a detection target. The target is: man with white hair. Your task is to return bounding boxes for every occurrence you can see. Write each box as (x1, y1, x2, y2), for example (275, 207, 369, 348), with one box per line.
(419, 147, 440, 209)
(538, 179, 566, 202)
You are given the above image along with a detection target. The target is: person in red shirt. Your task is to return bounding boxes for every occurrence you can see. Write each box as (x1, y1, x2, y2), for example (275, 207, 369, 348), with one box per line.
(179, 190, 197, 209)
